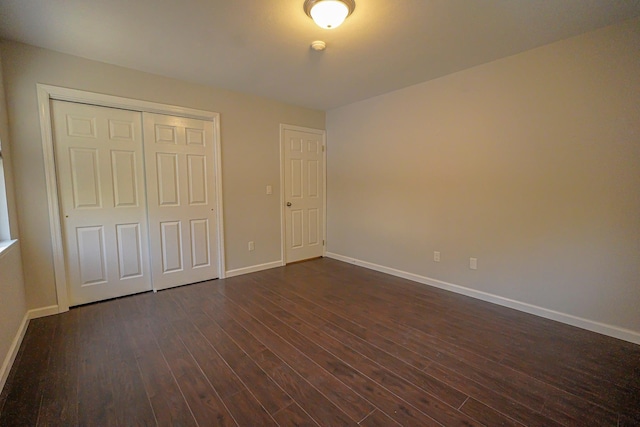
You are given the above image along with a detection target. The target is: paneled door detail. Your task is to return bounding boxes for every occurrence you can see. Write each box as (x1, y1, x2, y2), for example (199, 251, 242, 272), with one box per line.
(283, 127, 325, 263)
(52, 101, 152, 305)
(144, 113, 218, 290)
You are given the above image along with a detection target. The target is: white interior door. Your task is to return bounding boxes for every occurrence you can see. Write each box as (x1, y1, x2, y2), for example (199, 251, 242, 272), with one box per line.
(52, 100, 152, 305)
(143, 112, 219, 290)
(283, 127, 325, 263)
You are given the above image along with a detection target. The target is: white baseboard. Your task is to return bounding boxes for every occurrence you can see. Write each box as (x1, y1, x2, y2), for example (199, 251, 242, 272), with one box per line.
(0, 312, 29, 393)
(325, 252, 640, 345)
(29, 305, 60, 319)
(225, 260, 284, 278)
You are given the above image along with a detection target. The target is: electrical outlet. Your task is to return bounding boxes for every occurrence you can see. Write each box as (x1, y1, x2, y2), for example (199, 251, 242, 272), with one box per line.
(433, 251, 441, 262)
(266, 185, 272, 195)
(470, 257, 477, 270)
(248, 241, 255, 251)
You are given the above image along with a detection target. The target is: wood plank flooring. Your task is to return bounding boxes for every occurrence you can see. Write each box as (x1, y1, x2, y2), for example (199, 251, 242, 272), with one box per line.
(1, 258, 639, 426)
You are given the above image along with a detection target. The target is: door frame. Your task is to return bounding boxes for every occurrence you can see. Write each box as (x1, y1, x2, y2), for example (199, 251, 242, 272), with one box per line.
(279, 124, 327, 264)
(37, 84, 226, 312)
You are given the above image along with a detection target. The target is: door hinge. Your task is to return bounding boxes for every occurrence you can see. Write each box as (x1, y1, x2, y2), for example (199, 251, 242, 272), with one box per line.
(322, 145, 325, 152)
(323, 240, 325, 246)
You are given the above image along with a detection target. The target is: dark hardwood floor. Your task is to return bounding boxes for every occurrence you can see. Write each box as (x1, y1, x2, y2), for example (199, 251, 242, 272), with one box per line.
(1, 258, 639, 426)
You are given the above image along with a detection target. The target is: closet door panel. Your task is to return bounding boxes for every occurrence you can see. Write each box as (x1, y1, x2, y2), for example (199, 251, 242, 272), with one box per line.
(143, 112, 219, 290)
(52, 101, 152, 305)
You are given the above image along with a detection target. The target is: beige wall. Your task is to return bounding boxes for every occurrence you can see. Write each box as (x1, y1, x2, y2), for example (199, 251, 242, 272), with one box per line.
(0, 40, 325, 310)
(0, 243, 27, 388)
(0, 50, 28, 389)
(326, 18, 640, 333)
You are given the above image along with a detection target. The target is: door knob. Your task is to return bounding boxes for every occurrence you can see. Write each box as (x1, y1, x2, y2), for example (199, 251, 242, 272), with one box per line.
(286, 202, 292, 207)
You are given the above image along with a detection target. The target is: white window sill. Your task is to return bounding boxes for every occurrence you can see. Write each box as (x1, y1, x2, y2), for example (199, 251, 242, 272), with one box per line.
(0, 239, 18, 260)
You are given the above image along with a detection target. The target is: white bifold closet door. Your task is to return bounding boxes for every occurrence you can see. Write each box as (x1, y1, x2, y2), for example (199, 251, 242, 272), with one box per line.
(142, 112, 218, 291)
(52, 101, 152, 306)
(52, 102, 219, 306)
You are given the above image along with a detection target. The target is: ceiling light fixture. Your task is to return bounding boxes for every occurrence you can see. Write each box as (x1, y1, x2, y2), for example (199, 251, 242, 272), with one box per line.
(304, 0, 356, 29)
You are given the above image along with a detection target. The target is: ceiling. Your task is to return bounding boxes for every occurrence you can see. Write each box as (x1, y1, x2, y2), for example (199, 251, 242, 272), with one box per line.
(1, 0, 639, 110)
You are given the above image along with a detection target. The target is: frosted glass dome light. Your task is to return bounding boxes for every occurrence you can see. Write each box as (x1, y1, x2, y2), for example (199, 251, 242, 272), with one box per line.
(304, 0, 356, 29)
